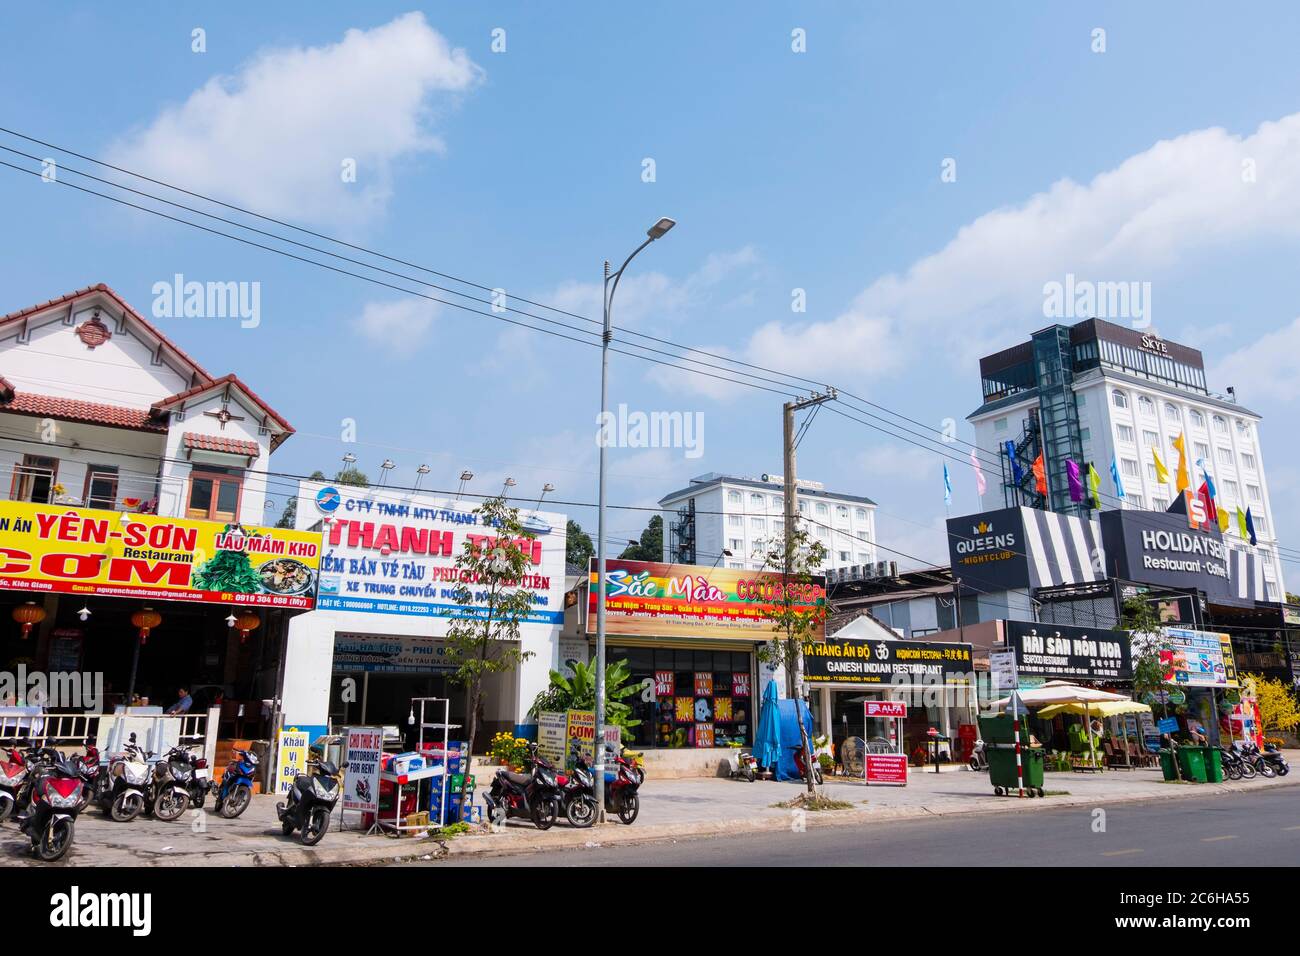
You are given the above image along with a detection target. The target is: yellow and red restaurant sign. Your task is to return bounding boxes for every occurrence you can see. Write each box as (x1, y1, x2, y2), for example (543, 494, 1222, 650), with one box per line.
(0, 502, 322, 609)
(587, 558, 825, 641)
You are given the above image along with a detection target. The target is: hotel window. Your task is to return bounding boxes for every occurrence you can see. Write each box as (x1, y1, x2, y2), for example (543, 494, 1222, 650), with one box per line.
(728, 514, 743, 528)
(1194, 442, 1210, 462)
(1146, 463, 1158, 482)
(728, 537, 743, 553)
(726, 490, 741, 505)
(1217, 446, 1233, 467)
(815, 526, 829, 540)
(750, 493, 765, 508)
(1223, 479, 1239, 503)
(855, 507, 867, 520)
(1164, 402, 1180, 421)
(1242, 453, 1257, 471)
(1142, 430, 1159, 447)
(1111, 389, 1128, 409)
(1152, 496, 1169, 512)
(1128, 494, 1145, 509)
(1235, 419, 1251, 438)
(1189, 409, 1205, 429)
(1247, 484, 1262, 504)
(1138, 395, 1155, 416)
(1116, 424, 1135, 444)
(750, 517, 765, 532)
(1080, 427, 1091, 442)
(857, 553, 870, 563)
(1121, 458, 1140, 478)
(186, 467, 243, 522)
(994, 417, 1008, 433)
(1212, 415, 1227, 434)
(770, 496, 781, 509)
(797, 500, 808, 514)
(835, 505, 849, 520)
(838, 551, 850, 563)
(1255, 515, 1269, 536)
(727, 562, 743, 570)
(815, 503, 829, 516)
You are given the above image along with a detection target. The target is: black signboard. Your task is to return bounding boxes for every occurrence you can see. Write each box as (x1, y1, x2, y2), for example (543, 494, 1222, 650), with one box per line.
(946, 507, 1032, 590)
(1099, 509, 1240, 605)
(1005, 620, 1133, 681)
(802, 638, 974, 685)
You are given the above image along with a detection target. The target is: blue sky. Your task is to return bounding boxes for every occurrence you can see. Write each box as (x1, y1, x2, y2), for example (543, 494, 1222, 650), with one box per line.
(5, 3, 1300, 576)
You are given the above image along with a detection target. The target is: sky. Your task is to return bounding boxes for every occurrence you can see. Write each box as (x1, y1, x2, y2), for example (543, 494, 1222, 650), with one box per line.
(4, 3, 1300, 577)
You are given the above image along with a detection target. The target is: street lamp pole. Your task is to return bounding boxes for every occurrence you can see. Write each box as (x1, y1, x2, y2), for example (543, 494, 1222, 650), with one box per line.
(595, 216, 675, 822)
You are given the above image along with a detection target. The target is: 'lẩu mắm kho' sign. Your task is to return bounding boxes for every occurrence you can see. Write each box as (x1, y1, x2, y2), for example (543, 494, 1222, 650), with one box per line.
(587, 558, 825, 640)
(0, 501, 321, 608)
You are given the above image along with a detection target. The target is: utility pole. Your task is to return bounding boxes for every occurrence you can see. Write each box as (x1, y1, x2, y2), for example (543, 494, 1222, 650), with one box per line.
(782, 389, 835, 792)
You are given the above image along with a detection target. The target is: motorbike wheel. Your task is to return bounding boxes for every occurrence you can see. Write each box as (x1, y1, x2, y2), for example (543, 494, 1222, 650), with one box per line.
(0, 793, 13, 820)
(530, 797, 557, 831)
(744, 768, 755, 783)
(1225, 762, 1242, 781)
(300, 806, 330, 846)
(1240, 761, 1257, 780)
(1256, 761, 1276, 778)
(110, 791, 144, 822)
(616, 792, 640, 825)
(220, 783, 252, 819)
(564, 795, 596, 829)
(153, 788, 188, 822)
(36, 817, 75, 862)
(812, 766, 825, 786)
(1276, 765, 1289, 777)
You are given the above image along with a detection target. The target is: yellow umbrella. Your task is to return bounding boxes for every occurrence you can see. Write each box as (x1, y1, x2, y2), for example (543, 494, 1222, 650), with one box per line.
(1037, 700, 1151, 769)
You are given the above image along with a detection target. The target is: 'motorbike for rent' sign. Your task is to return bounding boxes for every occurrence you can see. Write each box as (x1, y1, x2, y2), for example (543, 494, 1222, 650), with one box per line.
(0, 501, 321, 608)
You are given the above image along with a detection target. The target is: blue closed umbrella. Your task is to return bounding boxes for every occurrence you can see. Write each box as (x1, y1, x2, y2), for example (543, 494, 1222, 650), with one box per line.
(753, 679, 783, 772)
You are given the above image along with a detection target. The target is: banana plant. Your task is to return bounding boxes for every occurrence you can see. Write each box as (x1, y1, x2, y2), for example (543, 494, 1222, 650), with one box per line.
(529, 658, 642, 740)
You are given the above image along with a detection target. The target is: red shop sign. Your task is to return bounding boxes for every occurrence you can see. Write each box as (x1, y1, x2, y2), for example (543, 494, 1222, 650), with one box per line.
(654, 671, 674, 697)
(731, 673, 751, 698)
(864, 754, 908, 786)
(864, 700, 907, 719)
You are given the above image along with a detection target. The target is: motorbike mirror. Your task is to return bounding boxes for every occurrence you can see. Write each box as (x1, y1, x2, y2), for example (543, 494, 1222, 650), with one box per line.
(340, 762, 349, 770)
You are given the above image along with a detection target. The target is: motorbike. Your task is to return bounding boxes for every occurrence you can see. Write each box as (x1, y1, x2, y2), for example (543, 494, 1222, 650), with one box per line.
(101, 734, 151, 821)
(968, 739, 989, 772)
(1260, 742, 1290, 776)
(724, 747, 759, 782)
(1220, 744, 1256, 780)
(792, 744, 824, 786)
(276, 758, 343, 846)
(602, 745, 642, 825)
(148, 746, 195, 821)
(559, 752, 597, 828)
(0, 746, 35, 820)
(16, 752, 88, 862)
(482, 742, 562, 830)
(214, 747, 259, 819)
(1238, 741, 1277, 778)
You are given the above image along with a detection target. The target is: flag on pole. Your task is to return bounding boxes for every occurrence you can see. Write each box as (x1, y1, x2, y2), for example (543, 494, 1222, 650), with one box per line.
(1245, 507, 1258, 546)
(970, 447, 986, 496)
(1196, 459, 1217, 500)
(1197, 480, 1218, 524)
(943, 463, 952, 506)
(1066, 459, 1084, 503)
(1110, 454, 1126, 500)
(1151, 447, 1170, 485)
(1032, 452, 1048, 497)
(1237, 506, 1250, 540)
(1004, 440, 1024, 484)
(1172, 433, 1190, 492)
(1087, 463, 1102, 510)
(1218, 503, 1230, 533)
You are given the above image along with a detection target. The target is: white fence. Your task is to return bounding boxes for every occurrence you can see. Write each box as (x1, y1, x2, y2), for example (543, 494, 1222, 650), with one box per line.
(0, 707, 219, 766)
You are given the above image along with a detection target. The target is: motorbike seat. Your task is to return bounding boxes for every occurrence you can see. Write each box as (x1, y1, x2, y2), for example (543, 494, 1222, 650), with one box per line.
(501, 770, 532, 787)
(293, 774, 312, 790)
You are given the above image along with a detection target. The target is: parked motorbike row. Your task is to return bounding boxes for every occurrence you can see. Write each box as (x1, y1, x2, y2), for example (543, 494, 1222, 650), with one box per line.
(1217, 741, 1290, 780)
(0, 733, 266, 861)
(484, 743, 643, 831)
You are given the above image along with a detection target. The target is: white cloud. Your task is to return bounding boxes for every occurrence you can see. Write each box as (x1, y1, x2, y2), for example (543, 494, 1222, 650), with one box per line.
(107, 13, 481, 229)
(673, 112, 1300, 396)
(355, 298, 438, 351)
(1213, 314, 1300, 403)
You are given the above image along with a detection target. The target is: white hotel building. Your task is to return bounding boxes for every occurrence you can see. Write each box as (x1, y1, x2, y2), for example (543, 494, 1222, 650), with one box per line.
(658, 472, 877, 574)
(969, 319, 1286, 600)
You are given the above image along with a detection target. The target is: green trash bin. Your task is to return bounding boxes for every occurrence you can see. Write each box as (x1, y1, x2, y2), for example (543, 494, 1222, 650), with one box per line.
(1202, 746, 1224, 782)
(1158, 748, 1179, 781)
(987, 745, 1045, 796)
(1177, 746, 1207, 783)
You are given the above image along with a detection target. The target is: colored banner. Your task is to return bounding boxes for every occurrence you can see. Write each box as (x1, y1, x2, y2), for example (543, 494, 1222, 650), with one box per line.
(587, 558, 825, 640)
(654, 670, 675, 697)
(694, 672, 713, 696)
(0, 501, 321, 608)
(731, 672, 751, 698)
(274, 728, 311, 796)
(865, 754, 908, 786)
(342, 727, 382, 813)
(1160, 627, 1234, 688)
(803, 638, 974, 685)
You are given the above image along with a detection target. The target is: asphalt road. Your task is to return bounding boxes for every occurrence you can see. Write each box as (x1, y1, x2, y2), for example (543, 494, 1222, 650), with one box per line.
(428, 787, 1300, 867)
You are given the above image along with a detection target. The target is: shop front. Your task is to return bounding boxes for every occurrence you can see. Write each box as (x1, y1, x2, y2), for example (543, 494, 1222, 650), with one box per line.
(575, 558, 825, 752)
(802, 632, 976, 767)
(282, 480, 567, 747)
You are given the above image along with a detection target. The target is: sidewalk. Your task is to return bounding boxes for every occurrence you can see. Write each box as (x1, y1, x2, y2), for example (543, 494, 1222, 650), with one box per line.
(4, 758, 1295, 867)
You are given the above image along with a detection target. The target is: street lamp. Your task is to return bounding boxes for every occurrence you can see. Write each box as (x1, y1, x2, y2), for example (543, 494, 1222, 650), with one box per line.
(536, 483, 555, 510)
(415, 464, 430, 490)
(501, 477, 517, 497)
(456, 470, 473, 500)
(594, 215, 676, 822)
(378, 459, 395, 487)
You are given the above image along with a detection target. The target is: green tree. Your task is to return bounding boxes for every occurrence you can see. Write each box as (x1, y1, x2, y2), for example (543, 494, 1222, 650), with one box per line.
(334, 466, 369, 487)
(565, 519, 594, 570)
(1121, 596, 1172, 706)
(528, 658, 643, 740)
(619, 515, 663, 562)
(755, 528, 827, 795)
(1243, 672, 1300, 736)
(276, 470, 326, 528)
(443, 495, 540, 808)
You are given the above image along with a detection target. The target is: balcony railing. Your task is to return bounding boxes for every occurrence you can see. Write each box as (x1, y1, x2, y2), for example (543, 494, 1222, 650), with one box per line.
(4, 465, 162, 513)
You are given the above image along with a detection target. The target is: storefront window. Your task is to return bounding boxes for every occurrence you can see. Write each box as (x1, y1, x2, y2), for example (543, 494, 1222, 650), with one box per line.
(613, 646, 754, 749)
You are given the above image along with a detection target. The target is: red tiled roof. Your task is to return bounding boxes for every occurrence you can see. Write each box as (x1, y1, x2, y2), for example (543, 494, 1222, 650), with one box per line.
(152, 372, 294, 442)
(0, 283, 214, 384)
(183, 431, 261, 459)
(0, 391, 169, 433)
(0, 375, 13, 401)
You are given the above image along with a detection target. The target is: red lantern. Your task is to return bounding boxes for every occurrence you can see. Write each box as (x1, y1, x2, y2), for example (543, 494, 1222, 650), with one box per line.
(233, 612, 261, 645)
(131, 607, 162, 646)
(12, 602, 46, 640)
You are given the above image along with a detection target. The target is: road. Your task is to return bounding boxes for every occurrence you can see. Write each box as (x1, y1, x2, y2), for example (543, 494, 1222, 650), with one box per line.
(425, 787, 1300, 866)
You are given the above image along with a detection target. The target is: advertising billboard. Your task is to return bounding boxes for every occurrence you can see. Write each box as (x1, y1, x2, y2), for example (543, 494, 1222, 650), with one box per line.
(1160, 627, 1235, 688)
(1005, 620, 1133, 681)
(947, 506, 1106, 592)
(587, 558, 825, 641)
(297, 480, 565, 625)
(802, 638, 973, 685)
(1099, 509, 1238, 605)
(0, 501, 321, 608)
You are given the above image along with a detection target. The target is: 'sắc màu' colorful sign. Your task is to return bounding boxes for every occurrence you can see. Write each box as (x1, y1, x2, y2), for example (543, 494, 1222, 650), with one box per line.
(0, 501, 321, 608)
(587, 558, 825, 640)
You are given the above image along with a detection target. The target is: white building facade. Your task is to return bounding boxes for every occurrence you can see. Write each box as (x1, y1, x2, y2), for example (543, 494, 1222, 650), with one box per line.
(970, 320, 1285, 600)
(658, 472, 877, 573)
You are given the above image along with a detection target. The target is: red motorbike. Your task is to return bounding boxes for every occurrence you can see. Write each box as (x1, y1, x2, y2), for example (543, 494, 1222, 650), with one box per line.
(0, 746, 31, 820)
(792, 745, 824, 786)
(602, 745, 642, 825)
(482, 743, 562, 830)
(17, 752, 88, 861)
